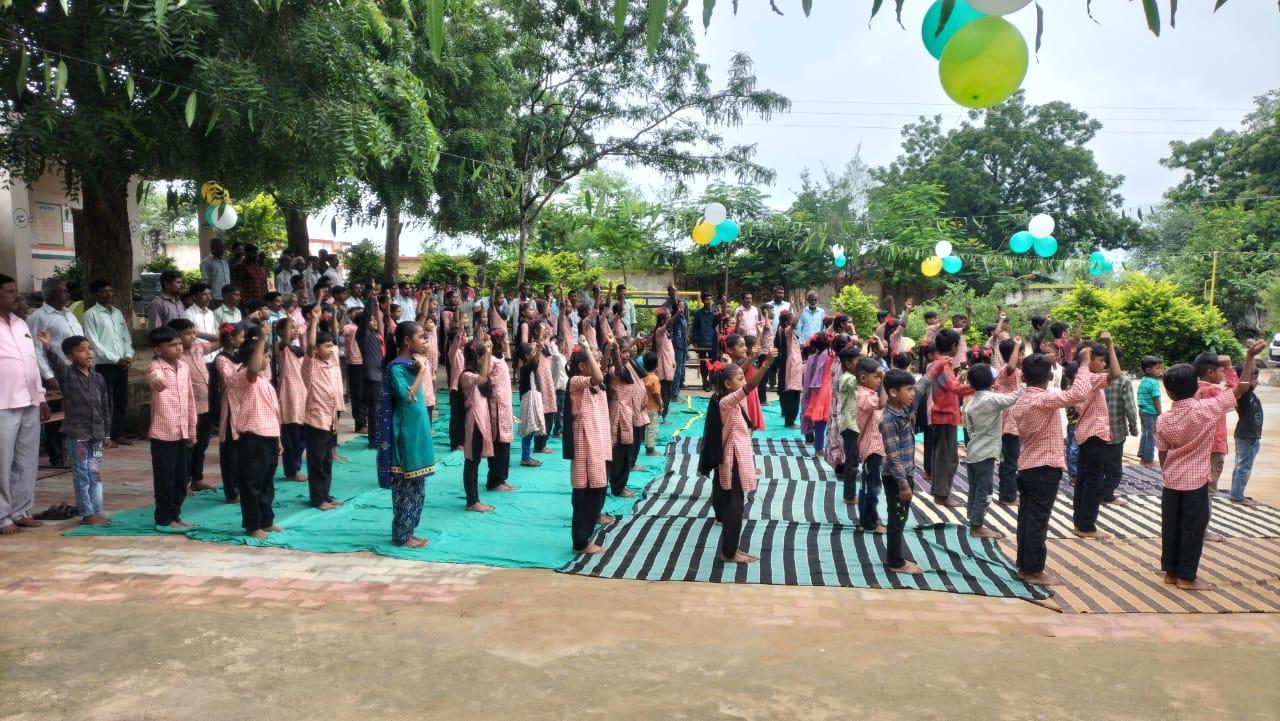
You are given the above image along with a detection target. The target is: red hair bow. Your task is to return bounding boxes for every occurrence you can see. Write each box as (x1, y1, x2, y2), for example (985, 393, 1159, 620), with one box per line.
(706, 360, 727, 373)
(219, 322, 237, 335)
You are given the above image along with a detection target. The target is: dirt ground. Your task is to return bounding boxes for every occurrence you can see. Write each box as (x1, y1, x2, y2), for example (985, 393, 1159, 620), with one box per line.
(2, 373, 1279, 721)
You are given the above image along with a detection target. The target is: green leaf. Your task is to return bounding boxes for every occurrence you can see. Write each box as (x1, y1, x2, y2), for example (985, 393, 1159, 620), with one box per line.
(428, 0, 444, 61)
(125, 75, 134, 99)
(155, 0, 168, 25)
(936, 0, 955, 37)
(802, 0, 812, 16)
(614, 0, 627, 38)
(42, 56, 52, 93)
(1141, 0, 1160, 36)
(646, 0, 668, 58)
(1213, 0, 1226, 11)
(148, 80, 163, 99)
(184, 90, 197, 128)
(1035, 2, 1043, 54)
(94, 64, 106, 93)
(59, 0, 68, 14)
(702, 0, 715, 29)
(400, 0, 415, 26)
(53, 59, 67, 97)
(123, 0, 129, 11)
(204, 106, 221, 135)
(15, 51, 28, 96)
(1169, 0, 1177, 28)
(869, 0, 884, 22)
(248, 107, 254, 132)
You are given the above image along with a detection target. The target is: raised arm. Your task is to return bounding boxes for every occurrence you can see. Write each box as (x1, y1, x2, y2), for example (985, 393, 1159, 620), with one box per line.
(1102, 331, 1121, 382)
(245, 330, 269, 381)
(305, 304, 321, 356)
(1236, 340, 1265, 399)
(743, 346, 778, 393)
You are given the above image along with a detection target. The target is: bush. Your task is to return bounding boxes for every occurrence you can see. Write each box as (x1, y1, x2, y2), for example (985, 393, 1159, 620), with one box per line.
(342, 239, 387, 285)
(830, 285, 878, 337)
(902, 284, 1029, 348)
(50, 259, 84, 298)
(1052, 281, 1112, 338)
(487, 251, 599, 293)
(412, 251, 473, 285)
(1093, 274, 1243, 367)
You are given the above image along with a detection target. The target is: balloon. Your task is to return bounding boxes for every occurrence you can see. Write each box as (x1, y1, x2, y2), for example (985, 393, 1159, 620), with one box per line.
(921, 0, 985, 60)
(1032, 235, 1057, 258)
(942, 255, 963, 274)
(1089, 263, 1103, 277)
(709, 236, 721, 247)
(1103, 260, 1114, 273)
(212, 204, 238, 231)
(938, 17, 1028, 109)
(921, 256, 943, 277)
(967, 0, 1032, 14)
(1028, 213, 1055, 239)
(1009, 230, 1034, 254)
(1088, 250, 1105, 263)
(934, 240, 953, 258)
(834, 255, 847, 269)
(713, 218, 740, 243)
(704, 202, 727, 226)
(204, 205, 217, 227)
(691, 222, 715, 245)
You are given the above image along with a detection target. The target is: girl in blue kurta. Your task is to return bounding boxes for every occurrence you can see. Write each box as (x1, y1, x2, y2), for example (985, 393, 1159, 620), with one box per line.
(377, 321, 436, 548)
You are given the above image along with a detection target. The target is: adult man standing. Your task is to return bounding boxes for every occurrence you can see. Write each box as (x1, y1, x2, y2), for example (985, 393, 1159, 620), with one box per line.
(324, 255, 344, 288)
(690, 290, 718, 392)
(232, 245, 269, 302)
(0, 275, 47, 535)
(199, 238, 231, 307)
(616, 284, 637, 336)
(28, 278, 84, 466)
(83, 279, 135, 445)
(213, 285, 243, 326)
(735, 291, 760, 338)
(767, 284, 791, 317)
(668, 294, 689, 402)
(796, 291, 825, 345)
(148, 270, 185, 330)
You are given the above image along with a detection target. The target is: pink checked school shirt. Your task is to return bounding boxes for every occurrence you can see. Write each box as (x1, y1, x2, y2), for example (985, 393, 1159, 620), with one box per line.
(570, 375, 611, 489)
(1157, 392, 1238, 491)
(718, 388, 757, 492)
(1010, 364, 1105, 472)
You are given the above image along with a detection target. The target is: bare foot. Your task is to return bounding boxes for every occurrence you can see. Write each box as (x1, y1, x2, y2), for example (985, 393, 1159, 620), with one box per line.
(1138, 460, 1153, 467)
(317, 502, 337, 511)
(597, 514, 616, 525)
(1176, 577, 1214, 592)
(935, 495, 963, 508)
(573, 543, 605, 555)
(176, 520, 195, 528)
(265, 525, 283, 533)
(970, 526, 1004, 540)
(744, 552, 759, 561)
(1018, 570, 1065, 586)
(646, 450, 661, 457)
(868, 524, 887, 534)
(466, 502, 494, 513)
(534, 448, 552, 454)
(284, 474, 307, 482)
(815, 450, 825, 460)
(249, 529, 269, 540)
(844, 497, 858, 505)
(492, 483, 518, 491)
(1071, 528, 1112, 540)
(889, 561, 924, 575)
(333, 454, 350, 463)
(1204, 532, 1226, 543)
(1163, 572, 1177, 585)
(13, 518, 44, 528)
(614, 489, 636, 498)
(0, 525, 20, 535)
(402, 536, 429, 549)
(720, 552, 757, 564)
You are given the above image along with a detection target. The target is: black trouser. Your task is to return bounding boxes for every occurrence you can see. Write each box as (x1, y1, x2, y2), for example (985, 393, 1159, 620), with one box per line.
(281, 423, 306, 478)
(659, 379, 672, 418)
(1101, 442, 1125, 502)
(364, 378, 383, 447)
(44, 420, 64, 466)
(448, 389, 465, 449)
(219, 417, 239, 502)
(631, 427, 644, 468)
(150, 439, 190, 526)
(755, 374, 768, 406)
(840, 429, 861, 501)
(1161, 485, 1210, 582)
(236, 432, 279, 533)
(1015, 465, 1062, 575)
(883, 474, 912, 568)
(1074, 436, 1108, 532)
(708, 469, 725, 523)
(929, 424, 958, 497)
(779, 390, 801, 426)
(190, 411, 214, 482)
(95, 363, 129, 440)
(608, 440, 631, 495)
(571, 486, 607, 551)
(463, 425, 483, 505)
(347, 363, 368, 431)
(695, 347, 714, 389)
(998, 434, 1020, 502)
(535, 412, 555, 452)
(717, 468, 746, 558)
(859, 454, 883, 530)
(761, 355, 781, 392)
(486, 440, 511, 489)
(921, 423, 934, 476)
(304, 425, 336, 507)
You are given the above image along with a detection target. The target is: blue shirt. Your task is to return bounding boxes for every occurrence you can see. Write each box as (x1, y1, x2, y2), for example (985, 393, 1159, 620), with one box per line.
(669, 308, 688, 350)
(691, 308, 717, 348)
(796, 305, 825, 344)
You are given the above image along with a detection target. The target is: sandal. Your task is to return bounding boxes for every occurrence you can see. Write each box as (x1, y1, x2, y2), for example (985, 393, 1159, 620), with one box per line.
(33, 503, 78, 521)
(520, 459, 542, 467)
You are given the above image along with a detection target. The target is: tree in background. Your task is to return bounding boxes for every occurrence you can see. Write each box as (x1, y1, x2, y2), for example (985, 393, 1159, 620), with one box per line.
(1167, 203, 1279, 334)
(225, 194, 287, 257)
(1162, 91, 1280, 205)
(342, 240, 386, 286)
(1093, 275, 1243, 366)
(1052, 281, 1113, 339)
(412, 252, 474, 286)
(829, 285, 879, 338)
(137, 183, 198, 250)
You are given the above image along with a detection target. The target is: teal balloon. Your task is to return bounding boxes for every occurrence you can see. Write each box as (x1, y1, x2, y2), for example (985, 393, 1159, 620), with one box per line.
(1033, 235, 1058, 258)
(922, 0, 986, 60)
(714, 218, 740, 243)
(708, 236, 721, 247)
(1089, 263, 1103, 277)
(1089, 250, 1105, 263)
(1103, 260, 1114, 273)
(204, 205, 217, 227)
(1009, 230, 1034, 254)
(834, 255, 847, 269)
(942, 255, 963, 274)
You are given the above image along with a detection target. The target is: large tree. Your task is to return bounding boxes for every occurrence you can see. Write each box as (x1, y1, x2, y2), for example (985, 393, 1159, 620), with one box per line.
(1162, 90, 1280, 205)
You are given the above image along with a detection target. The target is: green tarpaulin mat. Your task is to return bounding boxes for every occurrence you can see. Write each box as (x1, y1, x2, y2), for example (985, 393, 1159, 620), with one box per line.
(65, 391, 705, 569)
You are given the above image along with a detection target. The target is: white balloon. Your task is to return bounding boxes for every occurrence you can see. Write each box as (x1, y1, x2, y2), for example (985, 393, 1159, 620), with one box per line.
(1027, 213, 1054, 239)
(704, 202, 727, 225)
(212, 204, 238, 231)
(967, 0, 1032, 15)
(934, 240, 953, 258)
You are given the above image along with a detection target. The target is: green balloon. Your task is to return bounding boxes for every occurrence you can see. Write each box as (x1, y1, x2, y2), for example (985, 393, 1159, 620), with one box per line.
(938, 16, 1028, 109)
(921, 0, 986, 60)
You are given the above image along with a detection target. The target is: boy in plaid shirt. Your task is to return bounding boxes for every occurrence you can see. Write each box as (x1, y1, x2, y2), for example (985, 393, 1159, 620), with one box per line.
(878, 367, 936, 575)
(1157, 340, 1264, 591)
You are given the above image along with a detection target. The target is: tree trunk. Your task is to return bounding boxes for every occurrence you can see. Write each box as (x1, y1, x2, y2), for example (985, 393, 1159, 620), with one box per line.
(78, 170, 135, 319)
(516, 212, 530, 287)
(284, 205, 310, 258)
(384, 206, 401, 280)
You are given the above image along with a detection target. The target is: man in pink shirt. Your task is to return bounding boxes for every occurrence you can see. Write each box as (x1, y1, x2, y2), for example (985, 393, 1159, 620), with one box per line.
(1009, 339, 1109, 586)
(0, 275, 49, 535)
(1070, 335, 1122, 540)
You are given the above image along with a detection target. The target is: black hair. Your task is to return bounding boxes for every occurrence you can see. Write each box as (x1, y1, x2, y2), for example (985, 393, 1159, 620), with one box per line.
(712, 361, 742, 396)
(998, 338, 1017, 362)
(221, 283, 239, 298)
(1192, 351, 1221, 378)
(883, 368, 915, 392)
(934, 328, 960, 353)
(60, 335, 89, 356)
(1031, 315, 1046, 329)
(273, 316, 292, 339)
(892, 351, 912, 370)
(0, 274, 15, 286)
(876, 309, 890, 322)
(968, 363, 995, 391)
(642, 350, 658, 373)
(1050, 321, 1068, 339)
(1140, 355, 1162, 372)
(951, 314, 967, 324)
(1077, 342, 1105, 364)
(391, 322, 423, 368)
(160, 270, 183, 286)
(148, 326, 179, 347)
(807, 332, 830, 353)
(332, 285, 347, 295)
(982, 323, 997, 336)
(167, 318, 195, 332)
(1021, 353, 1052, 386)
(837, 346, 860, 364)
(832, 333, 854, 355)
(1063, 361, 1080, 383)
(855, 357, 881, 379)
(88, 279, 112, 294)
(724, 333, 743, 355)
(1163, 363, 1198, 401)
(242, 299, 265, 314)
(315, 332, 335, 346)
(263, 291, 281, 304)
(489, 329, 506, 359)
(967, 346, 993, 366)
(189, 281, 211, 296)
(923, 310, 938, 321)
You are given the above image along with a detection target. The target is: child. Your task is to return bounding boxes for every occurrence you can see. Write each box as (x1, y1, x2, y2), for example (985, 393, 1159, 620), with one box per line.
(421, 314, 439, 419)
(653, 310, 675, 421)
(776, 311, 804, 427)
(878, 367, 936, 574)
(518, 342, 546, 468)
(1050, 317, 1083, 367)
(922, 310, 941, 347)
(1230, 360, 1263, 506)
(1062, 361, 1081, 481)
(1193, 351, 1239, 544)
(927, 329, 974, 507)
(824, 334, 856, 472)
(564, 343, 611, 554)
(800, 332, 833, 458)
(550, 330, 568, 438)
(642, 351, 662, 456)
(1071, 336, 1122, 539)
(302, 305, 343, 510)
(1029, 315, 1048, 355)
(917, 342, 936, 481)
(714, 346, 778, 564)
(275, 316, 308, 483)
(458, 337, 497, 512)
(854, 358, 887, 534)
(1008, 342, 1108, 586)
(729, 334, 766, 431)
(1157, 341, 1263, 591)
(146, 326, 198, 530)
(835, 346, 862, 505)
(213, 323, 244, 503)
(446, 325, 466, 451)
(994, 338, 1023, 507)
(167, 319, 215, 494)
(605, 340, 638, 497)
(230, 324, 283, 539)
(376, 321, 436, 548)
(1136, 356, 1163, 466)
(1101, 351, 1139, 505)
(486, 329, 516, 495)
(37, 332, 112, 525)
(342, 310, 368, 434)
(626, 341, 651, 472)
(962, 355, 1024, 539)
(949, 307, 971, 369)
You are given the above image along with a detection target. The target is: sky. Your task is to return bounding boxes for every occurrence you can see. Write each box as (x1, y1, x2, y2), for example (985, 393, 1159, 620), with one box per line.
(315, 0, 1280, 255)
